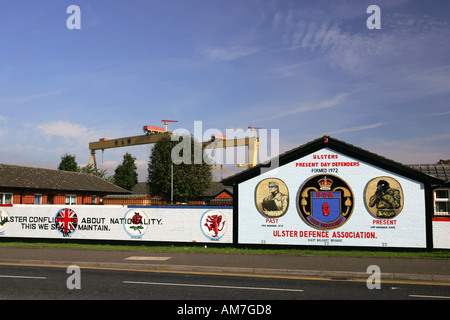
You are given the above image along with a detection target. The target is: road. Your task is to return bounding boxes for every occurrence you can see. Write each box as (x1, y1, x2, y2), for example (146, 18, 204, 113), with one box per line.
(1, 264, 449, 302)
(0, 245, 449, 311)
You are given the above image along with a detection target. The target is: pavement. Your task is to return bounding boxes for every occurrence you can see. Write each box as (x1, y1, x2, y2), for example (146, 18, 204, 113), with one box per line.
(0, 246, 449, 284)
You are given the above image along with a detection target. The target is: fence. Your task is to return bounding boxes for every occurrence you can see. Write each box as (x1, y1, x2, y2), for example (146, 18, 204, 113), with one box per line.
(103, 196, 232, 207)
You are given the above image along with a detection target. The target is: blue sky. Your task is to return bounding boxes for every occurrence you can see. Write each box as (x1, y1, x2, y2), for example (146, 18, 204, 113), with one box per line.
(0, 0, 449, 181)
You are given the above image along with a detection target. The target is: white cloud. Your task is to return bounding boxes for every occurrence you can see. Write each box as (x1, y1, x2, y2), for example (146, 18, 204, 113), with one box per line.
(136, 160, 149, 181)
(270, 63, 305, 78)
(32, 121, 152, 180)
(96, 160, 119, 178)
(253, 92, 349, 123)
(368, 133, 450, 164)
(96, 158, 148, 182)
(0, 90, 63, 104)
(270, 7, 450, 75)
(324, 122, 386, 135)
(0, 115, 7, 137)
(204, 46, 260, 61)
(406, 65, 450, 96)
(272, 14, 386, 73)
(420, 110, 450, 118)
(34, 121, 107, 155)
(36, 121, 92, 138)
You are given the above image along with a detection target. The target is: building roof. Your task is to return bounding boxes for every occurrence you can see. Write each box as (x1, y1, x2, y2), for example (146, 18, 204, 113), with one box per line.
(104, 182, 151, 199)
(0, 163, 131, 194)
(409, 164, 450, 184)
(222, 135, 445, 186)
(131, 182, 149, 194)
(202, 182, 233, 197)
(105, 181, 233, 199)
(129, 181, 233, 197)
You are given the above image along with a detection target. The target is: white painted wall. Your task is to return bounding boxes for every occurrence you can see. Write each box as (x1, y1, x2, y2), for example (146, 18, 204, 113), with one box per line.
(0, 205, 232, 244)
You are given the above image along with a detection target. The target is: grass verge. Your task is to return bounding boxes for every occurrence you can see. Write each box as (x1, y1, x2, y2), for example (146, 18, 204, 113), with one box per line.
(0, 241, 449, 259)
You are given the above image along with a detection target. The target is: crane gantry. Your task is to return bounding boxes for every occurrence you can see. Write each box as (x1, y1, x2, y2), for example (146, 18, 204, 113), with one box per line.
(88, 121, 260, 172)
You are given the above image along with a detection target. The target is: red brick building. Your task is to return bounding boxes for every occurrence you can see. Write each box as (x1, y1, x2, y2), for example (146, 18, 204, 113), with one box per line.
(103, 182, 233, 206)
(0, 163, 130, 205)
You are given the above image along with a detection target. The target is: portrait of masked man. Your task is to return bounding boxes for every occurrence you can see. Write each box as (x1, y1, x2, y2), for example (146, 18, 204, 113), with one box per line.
(368, 179, 402, 218)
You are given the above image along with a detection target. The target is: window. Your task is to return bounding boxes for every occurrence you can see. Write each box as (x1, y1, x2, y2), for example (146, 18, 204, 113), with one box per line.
(0, 193, 13, 204)
(65, 194, 77, 205)
(434, 189, 450, 215)
(34, 194, 42, 205)
(91, 195, 97, 204)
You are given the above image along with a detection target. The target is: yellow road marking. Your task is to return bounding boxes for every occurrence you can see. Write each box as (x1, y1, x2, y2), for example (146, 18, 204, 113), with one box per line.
(0, 261, 449, 287)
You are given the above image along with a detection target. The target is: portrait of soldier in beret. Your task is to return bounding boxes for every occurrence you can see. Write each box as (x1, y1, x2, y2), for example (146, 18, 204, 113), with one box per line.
(255, 179, 289, 218)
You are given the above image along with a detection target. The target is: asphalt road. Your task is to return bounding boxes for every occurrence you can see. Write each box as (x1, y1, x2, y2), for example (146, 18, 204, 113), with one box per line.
(0, 246, 450, 305)
(1, 246, 449, 284)
(1, 264, 450, 302)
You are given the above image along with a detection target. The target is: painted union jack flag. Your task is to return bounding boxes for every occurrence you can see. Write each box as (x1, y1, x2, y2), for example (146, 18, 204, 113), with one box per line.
(55, 208, 78, 236)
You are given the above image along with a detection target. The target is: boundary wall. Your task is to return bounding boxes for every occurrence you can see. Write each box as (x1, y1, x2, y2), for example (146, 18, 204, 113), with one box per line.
(0, 204, 448, 249)
(0, 205, 232, 244)
(432, 218, 450, 249)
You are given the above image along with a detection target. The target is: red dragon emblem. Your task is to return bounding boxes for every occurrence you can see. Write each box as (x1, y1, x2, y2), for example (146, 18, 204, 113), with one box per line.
(204, 214, 226, 238)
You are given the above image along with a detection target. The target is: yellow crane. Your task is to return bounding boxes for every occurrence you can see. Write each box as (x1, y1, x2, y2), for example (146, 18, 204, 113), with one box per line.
(202, 133, 259, 168)
(88, 126, 170, 171)
(88, 121, 260, 172)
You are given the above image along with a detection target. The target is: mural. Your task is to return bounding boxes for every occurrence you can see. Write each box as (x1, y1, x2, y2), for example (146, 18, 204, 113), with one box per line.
(254, 178, 289, 218)
(123, 209, 149, 238)
(297, 175, 354, 230)
(0, 205, 232, 243)
(237, 148, 427, 248)
(201, 209, 227, 240)
(365, 177, 403, 219)
(0, 209, 10, 234)
(55, 208, 78, 237)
